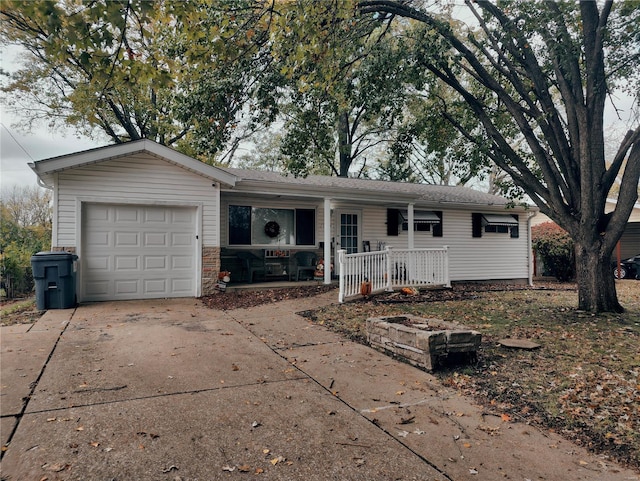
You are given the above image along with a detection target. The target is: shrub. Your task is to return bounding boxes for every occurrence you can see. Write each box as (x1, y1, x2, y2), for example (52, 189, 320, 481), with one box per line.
(532, 222, 575, 281)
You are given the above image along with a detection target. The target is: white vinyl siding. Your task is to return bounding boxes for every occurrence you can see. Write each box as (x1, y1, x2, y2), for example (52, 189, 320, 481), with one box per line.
(54, 153, 218, 248)
(619, 222, 640, 259)
(356, 206, 529, 281)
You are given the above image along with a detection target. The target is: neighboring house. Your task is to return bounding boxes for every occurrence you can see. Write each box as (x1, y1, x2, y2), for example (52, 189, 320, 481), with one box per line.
(531, 200, 640, 260)
(30, 140, 538, 302)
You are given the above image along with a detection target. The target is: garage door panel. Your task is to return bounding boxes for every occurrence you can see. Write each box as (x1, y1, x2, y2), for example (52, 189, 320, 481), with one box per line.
(172, 256, 193, 269)
(144, 208, 167, 223)
(115, 279, 139, 294)
(87, 205, 110, 221)
(114, 256, 139, 271)
(171, 232, 193, 247)
(85, 280, 110, 297)
(144, 279, 167, 294)
(85, 255, 110, 271)
(171, 279, 194, 294)
(172, 209, 194, 224)
(115, 207, 139, 222)
(82, 204, 197, 301)
(87, 231, 110, 247)
(144, 256, 166, 270)
(144, 232, 167, 247)
(115, 232, 140, 247)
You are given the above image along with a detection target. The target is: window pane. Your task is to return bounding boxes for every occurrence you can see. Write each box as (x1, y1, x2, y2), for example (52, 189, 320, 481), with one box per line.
(229, 205, 251, 245)
(252, 208, 294, 245)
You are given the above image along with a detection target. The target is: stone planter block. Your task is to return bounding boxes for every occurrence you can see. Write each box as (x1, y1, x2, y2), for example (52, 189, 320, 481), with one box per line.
(366, 315, 481, 371)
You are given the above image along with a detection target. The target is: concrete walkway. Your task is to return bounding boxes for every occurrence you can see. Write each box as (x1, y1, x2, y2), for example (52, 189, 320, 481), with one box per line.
(1, 293, 638, 480)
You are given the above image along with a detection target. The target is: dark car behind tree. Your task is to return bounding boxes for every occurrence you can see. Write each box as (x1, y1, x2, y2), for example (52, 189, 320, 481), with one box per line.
(613, 254, 640, 280)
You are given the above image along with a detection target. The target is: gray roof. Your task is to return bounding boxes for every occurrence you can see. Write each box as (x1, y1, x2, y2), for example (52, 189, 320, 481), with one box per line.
(221, 167, 518, 208)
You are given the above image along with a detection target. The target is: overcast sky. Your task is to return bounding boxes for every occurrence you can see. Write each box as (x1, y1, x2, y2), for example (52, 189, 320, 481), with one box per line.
(0, 46, 106, 194)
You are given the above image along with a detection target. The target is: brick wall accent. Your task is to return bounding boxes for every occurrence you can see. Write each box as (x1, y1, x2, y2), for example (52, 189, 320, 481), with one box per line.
(202, 246, 221, 296)
(52, 247, 77, 254)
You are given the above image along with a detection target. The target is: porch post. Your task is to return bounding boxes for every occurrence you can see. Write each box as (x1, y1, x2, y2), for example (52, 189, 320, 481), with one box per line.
(407, 203, 415, 249)
(324, 197, 332, 285)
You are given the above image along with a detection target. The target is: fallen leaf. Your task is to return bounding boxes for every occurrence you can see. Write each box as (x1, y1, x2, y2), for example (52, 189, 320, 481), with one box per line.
(47, 463, 69, 472)
(396, 390, 405, 395)
(255, 467, 264, 474)
(263, 449, 270, 454)
(232, 364, 240, 371)
(463, 443, 472, 448)
(238, 465, 251, 472)
(501, 413, 512, 422)
(270, 455, 286, 465)
(89, 442, 100, 448)
(75, 426, 84, 431)
(399, 416, 415, 425)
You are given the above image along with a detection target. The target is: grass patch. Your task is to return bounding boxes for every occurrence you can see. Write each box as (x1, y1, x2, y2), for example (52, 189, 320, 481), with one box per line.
(1, 298, 43, 326)
(304, 281, 640, 469)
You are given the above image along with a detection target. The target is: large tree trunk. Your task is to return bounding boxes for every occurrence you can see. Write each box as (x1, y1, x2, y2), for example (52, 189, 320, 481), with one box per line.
(338, 111, 351, 177)
(574, 241, 623, 313)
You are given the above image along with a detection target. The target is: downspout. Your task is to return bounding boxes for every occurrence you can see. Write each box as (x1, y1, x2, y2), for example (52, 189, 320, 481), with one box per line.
(527, 211, 538, 286)
(35, 172, 56, 250)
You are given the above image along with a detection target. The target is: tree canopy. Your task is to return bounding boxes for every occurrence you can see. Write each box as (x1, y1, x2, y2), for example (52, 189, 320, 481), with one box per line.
(0, 0, 279, 161)
(359, 0, 640, 312)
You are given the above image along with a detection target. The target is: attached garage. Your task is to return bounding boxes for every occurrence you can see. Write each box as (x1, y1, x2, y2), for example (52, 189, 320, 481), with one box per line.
(81, 203, 198, 301)
(29, 140, 238, 302)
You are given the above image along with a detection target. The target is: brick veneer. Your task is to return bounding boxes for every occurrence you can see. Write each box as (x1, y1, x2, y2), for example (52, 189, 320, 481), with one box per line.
(52, 247, 76, 254)
(202, 246, 221, 296)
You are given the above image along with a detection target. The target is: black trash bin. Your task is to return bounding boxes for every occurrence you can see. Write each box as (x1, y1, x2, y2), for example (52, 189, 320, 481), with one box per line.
(31, 251, 78, 310)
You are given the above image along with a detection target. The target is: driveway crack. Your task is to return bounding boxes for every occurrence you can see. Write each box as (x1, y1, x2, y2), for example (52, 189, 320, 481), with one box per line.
(0, 310, 74, 460)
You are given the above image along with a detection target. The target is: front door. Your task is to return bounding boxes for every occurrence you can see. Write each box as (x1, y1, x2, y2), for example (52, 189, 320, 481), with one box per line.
(335, 210, 360, 273)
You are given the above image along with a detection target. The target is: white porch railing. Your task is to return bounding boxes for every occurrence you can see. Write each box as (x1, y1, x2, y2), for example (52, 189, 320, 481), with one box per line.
(338, 246, 450, 303)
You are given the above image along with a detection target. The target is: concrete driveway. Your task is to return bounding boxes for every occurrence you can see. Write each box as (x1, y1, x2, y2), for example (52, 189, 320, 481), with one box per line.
(1, 294, 638, 481)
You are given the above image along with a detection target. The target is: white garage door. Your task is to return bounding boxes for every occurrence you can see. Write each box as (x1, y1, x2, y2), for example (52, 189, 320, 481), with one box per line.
(82, 203, 197, 301)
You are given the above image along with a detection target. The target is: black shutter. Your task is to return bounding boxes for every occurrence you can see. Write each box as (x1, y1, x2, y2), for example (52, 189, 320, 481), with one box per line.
(472, 213, 483, 238)
(510, 215, 519, 238)
(387, 209, 399, 236)
(295, 209, 315, 245)
(433, 211, 443, 237)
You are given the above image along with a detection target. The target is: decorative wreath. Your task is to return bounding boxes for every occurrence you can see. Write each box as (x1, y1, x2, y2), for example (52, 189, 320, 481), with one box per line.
(264, 221, 280, 238)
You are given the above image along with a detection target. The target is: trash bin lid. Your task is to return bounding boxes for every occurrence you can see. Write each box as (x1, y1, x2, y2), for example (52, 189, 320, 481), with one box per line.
(31, 251, 78, 261)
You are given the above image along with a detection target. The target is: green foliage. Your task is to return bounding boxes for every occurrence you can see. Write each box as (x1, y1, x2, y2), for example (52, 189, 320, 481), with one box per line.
(532, 222, 574, 281)
(1, 186, 51, 298)
(269, 0, 417, 177)
(0, 0, 278, 160)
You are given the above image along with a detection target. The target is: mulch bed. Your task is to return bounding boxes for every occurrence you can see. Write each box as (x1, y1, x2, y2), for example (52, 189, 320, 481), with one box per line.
(201, 284, 336, 310)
